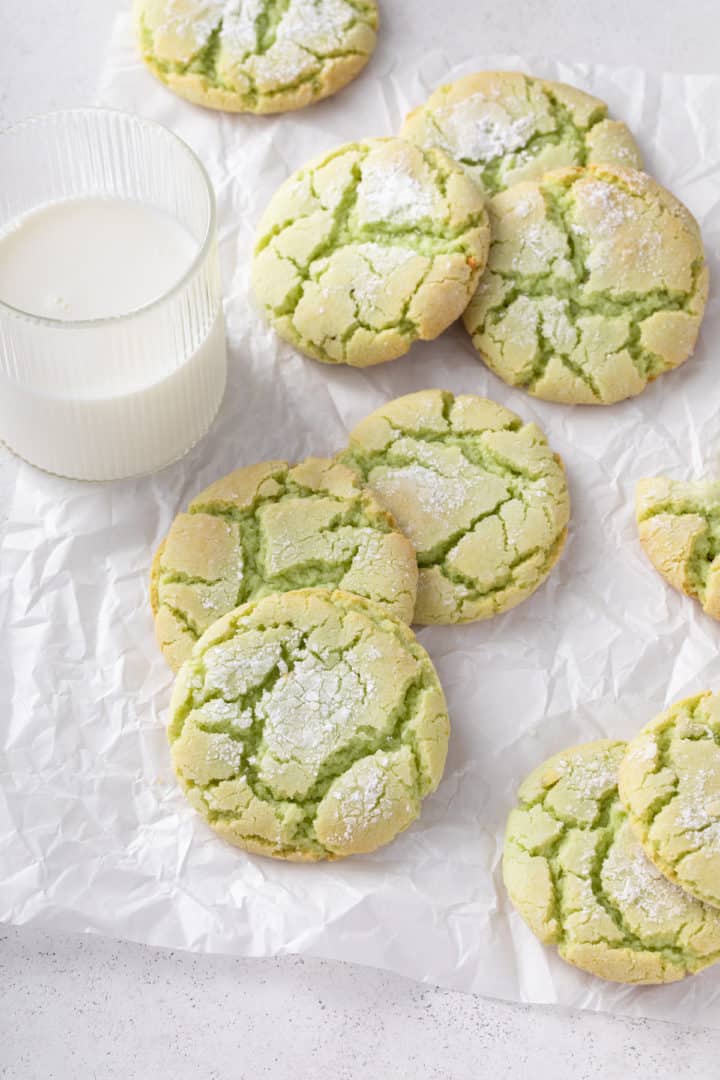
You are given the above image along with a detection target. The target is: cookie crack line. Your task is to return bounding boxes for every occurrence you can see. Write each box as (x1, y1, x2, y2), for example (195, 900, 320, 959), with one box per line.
(168, 591, 449, 860)
(636, 480, 720, 609)
(402, 72, 640, 199)
(153, 459, 419, 670)
(191, 671, 430, 830)
(252, 138, 490, 366)
(262, 172, 483, 307)
(457, 82, 606, 187)
(344, 419, 559, 484)
(337, 390, 568, 625)
(465, 164, 707, 403)
(341, 436, 564, 569)
(137, 0, 378, 113)
(507, 743, 720, 980)
(620, 695, 720, 907)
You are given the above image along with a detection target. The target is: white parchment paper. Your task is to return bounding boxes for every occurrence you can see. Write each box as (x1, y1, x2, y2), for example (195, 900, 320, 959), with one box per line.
(2, 12, 720, 1026)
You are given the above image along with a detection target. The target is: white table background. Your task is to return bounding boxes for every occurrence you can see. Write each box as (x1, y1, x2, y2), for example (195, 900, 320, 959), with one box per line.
(2, 1, 720, 1076)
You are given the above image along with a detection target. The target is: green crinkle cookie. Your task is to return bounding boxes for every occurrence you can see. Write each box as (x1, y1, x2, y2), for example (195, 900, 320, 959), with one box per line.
(503, 740, 720, 984)
(338, 389, 569, 625)
(251, 137, 490, 367)
(135, 0, 378, 114)
(464, 163, 708, 405)
(401, 71, 642, 197)
(151, 456, 418, 671)
(620, 692, 720, 911)
(168, 588, 450, 861)
(636, 476, 720, 620)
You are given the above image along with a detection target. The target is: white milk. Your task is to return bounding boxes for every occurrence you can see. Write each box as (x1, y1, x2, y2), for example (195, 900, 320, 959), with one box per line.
(0, 197, 227, 480)
(0, 199, 201, 320)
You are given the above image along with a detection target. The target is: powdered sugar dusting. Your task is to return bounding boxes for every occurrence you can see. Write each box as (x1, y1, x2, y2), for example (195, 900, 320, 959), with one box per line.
(351, 243, 419, 308)
(154, 0, 363, 87)
(436, 97, 538, 162)
(153, 0, 226, 51)
(207, 731, 244, 771)
(322, 754, 413, 848)
(580, 179, 638, 236)
(375, 463, 468, 526)
(203, 636, 298, 698)
(277, 0, 355, 50)
(201, 697, 254, 730)
(627, 737, 658, 765)
(357, 161, 436, 225)
(220, 0, 262, 54)
(675, 767, 720, 851)
(555, 751, 618, 802)
(251, 40, 311, 86)
(257, 647, 376, 796)
(603, 820, 689, 925)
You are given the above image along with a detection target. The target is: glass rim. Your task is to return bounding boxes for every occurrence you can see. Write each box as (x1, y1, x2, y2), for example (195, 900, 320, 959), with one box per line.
(0, 106, 217, 330)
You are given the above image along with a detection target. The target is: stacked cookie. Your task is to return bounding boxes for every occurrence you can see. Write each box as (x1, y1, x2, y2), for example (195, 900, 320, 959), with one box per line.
(504, 691, 720, 985)
(152, 389, 569, 859)
(251, 71, 708, 405)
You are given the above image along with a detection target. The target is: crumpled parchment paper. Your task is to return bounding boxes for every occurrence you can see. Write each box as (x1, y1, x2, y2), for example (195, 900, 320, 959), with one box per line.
(2, 11, 720, 1027)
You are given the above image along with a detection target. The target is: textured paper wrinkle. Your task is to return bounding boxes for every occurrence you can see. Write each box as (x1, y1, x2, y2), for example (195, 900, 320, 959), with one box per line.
(2, 13, 720, 1026)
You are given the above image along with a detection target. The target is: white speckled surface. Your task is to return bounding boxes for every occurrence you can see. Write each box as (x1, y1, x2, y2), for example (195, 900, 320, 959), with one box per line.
(3, 1, 720, 1076)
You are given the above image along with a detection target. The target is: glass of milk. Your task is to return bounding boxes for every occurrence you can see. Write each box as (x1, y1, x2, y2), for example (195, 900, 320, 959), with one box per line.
(0, 108, 227, 481)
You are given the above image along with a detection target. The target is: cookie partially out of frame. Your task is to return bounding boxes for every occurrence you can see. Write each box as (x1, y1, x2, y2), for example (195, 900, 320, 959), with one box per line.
(504, 740, 720, 984)
(151, 457, 418, 671)
(464, 163, 708, 405)
(135, 0, 379, 113)
(252, 137, 490, 367)
(636, 476, 720, 619)
(620, 692, 720, 910)
(402, 71, 642, 197)
(169, 588, 450, 861)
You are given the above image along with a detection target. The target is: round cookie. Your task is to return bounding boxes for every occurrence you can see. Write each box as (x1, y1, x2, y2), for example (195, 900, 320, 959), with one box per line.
(168, 588, 450, 861)
(401, 71, 642, 197)
(636, 476, 720, 620)
(503, 740, 720, 984)
(464, 163, 708, 405)
(251, 137, 490, 367)
(135, 0, 378, 114)
(151, 457, 418, 671)
(338, 389, 569, 624)
(619, 692, 720, 910)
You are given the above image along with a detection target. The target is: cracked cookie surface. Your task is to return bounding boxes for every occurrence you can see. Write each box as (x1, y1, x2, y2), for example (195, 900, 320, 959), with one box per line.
(463, 163, 708, 405)
(168, 588, 450, 860)
(338, 389, 569, 624)
(636, 476, 720, 620)
(251, 137, 490, 367)
(151, 456, 418, 671)
(134, 0, 378, 113)
(503, 740, 720, 984)
(620, 692, 720, 910)
(401, 71, 642, 198)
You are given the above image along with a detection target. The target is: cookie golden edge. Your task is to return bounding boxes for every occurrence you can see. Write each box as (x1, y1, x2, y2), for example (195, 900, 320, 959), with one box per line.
(150, 456, 420, 672)
(619, 691, 720, 909)
(503, 739, 720, 984)
(636, 476, 720, 619)
(251, 138, 491, 368)
(337, 388, 570, 625)
(168, 587, 450, 862)
(134, 0, 379, 115)
(463, 162, 709, 406)
(401, 70, 643, 195)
